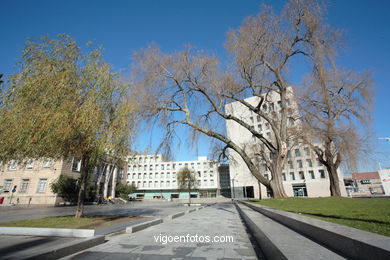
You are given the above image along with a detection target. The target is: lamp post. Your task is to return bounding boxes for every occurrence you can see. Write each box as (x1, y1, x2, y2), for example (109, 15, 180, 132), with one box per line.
(231, 178, 238, 199)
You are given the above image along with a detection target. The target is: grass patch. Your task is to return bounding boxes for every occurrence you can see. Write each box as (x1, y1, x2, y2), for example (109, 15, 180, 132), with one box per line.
(0, 215, 144, 229)
(249, 197, 390, 237)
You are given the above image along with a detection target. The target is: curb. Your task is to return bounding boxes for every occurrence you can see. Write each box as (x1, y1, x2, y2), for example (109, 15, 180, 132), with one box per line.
(235, 203, 284, 260)
(26, 235, 105, 260)
(165, 211, 185, 221)
(126, 218, 163, 233)
(239, 200, 390, 260)
(0, 227, 95, 238)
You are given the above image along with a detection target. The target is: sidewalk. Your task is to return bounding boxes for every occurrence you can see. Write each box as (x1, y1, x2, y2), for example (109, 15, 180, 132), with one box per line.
(65, 203, 258, 259)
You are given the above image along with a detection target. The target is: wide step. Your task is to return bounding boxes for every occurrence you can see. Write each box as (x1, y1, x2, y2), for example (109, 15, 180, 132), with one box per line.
(237, 203, 346, 260)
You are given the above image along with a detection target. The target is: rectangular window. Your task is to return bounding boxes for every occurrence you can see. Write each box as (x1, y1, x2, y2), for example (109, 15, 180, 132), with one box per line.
(288, 161, 293, 169)
(264, 174, 269, 180)
(37, 178, 48, 193)
(9, 160, 18, 170)
(25, 159, 35, 170)
(304, 147, 310, 156)
(42, 158, 53, 168)
(250, 117, 254, 124)
(256, 115, 261, 122)
(160, 181, 164, 187)
(265, 123, 270, 130)
(172, 164, 176, 170)
(71, 158, 81, 172)
(290, 172, 295, 181)
(161, 164, 164, 170)
(155, 181, 159, 187)
(306, 159, 313, 167)
(3, 179, 13, 192)
(257, 124, 262, 131)
(167, 172, 170, 179)
(166, 181, 170, 187)
(299, 171, 305, 180)
(309, 170, 315, 179)
(319, 170, 325, 179)
(210, 179, 215, 186)
(282, 173, 286, 181)
(295, 149, 301, 157)
(297, 160, 303, 168)
(149, 173, 153, 179)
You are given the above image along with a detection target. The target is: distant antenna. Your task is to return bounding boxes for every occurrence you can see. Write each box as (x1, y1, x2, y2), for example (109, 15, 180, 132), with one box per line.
(378, 137, 390, 142)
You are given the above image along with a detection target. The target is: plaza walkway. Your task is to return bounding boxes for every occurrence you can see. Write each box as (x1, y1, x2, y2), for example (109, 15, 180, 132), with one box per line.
(65, 203, 258, 259)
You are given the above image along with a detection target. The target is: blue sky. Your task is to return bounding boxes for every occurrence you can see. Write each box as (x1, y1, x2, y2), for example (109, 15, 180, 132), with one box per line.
(1, 0, 389, 172)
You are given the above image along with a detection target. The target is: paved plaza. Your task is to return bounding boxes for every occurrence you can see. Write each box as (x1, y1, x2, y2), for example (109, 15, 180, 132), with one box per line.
(64, 203, 258, 260)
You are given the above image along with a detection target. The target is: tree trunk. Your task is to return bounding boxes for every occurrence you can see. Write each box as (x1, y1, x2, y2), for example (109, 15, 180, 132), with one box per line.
(111, 166, 117, 198)
(269, 154, 288, 198)
(323, 142, 342, 197)
(103, 165, 114, 198)
(326, 164, 341, 196)
(269, 169, 288, 198)
(95, 163, 108, 201)
(75, 154, 90, 218)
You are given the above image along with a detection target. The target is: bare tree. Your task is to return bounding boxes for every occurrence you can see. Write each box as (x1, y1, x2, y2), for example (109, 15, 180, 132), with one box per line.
(131, 0, 337, 198)
(299, 66, 374, 196)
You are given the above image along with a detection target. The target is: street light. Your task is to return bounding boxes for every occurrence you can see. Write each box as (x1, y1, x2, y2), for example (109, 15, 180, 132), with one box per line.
(231, 178, 238, 199)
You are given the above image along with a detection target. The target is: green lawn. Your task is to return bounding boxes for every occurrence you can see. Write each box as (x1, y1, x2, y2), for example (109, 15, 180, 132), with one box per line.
(0, 215, 144, 229)
(249, 197, 390, 237)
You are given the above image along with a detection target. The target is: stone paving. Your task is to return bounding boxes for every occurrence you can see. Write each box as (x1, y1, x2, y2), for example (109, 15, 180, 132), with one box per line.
(65, 203, 258, 260)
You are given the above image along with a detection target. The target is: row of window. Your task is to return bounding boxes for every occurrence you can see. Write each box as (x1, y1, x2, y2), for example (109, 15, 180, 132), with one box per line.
(127, 162, 214, 172)
(3, 159, 53, 171)
(131, 156, 161, 164)
(130, 179, 216, 188)
(2, 178, 48, 194)
(263, 170, 326, 181)
(128, 171, 215, 180)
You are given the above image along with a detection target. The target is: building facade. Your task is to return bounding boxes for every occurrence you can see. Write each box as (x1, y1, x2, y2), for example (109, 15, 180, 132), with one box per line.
(0, 158, 80, 205)
(0, 157, 122, 205)
(348, 171, 386, 196)
(125, 154, 221, 200)
(225, 91, 346, 199)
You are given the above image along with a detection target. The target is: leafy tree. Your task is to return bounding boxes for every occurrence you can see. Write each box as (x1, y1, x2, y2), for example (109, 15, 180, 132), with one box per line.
(131, 0, 339, 198)
(0, 35, 136, 217)
(116, 183, 137, 200)
(50, 175, 78, 203)
(177, 167, 197, 205)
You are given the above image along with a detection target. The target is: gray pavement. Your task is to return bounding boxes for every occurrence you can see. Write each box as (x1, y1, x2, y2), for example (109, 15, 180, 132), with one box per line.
(64, 203, 258, 260)
(0, 202, 185, 223)
(0, 235, 75, 259)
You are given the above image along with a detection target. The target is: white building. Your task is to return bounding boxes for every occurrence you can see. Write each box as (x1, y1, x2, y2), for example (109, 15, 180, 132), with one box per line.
(225, 90, 346, 198)
(125, 154, 220, 200)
